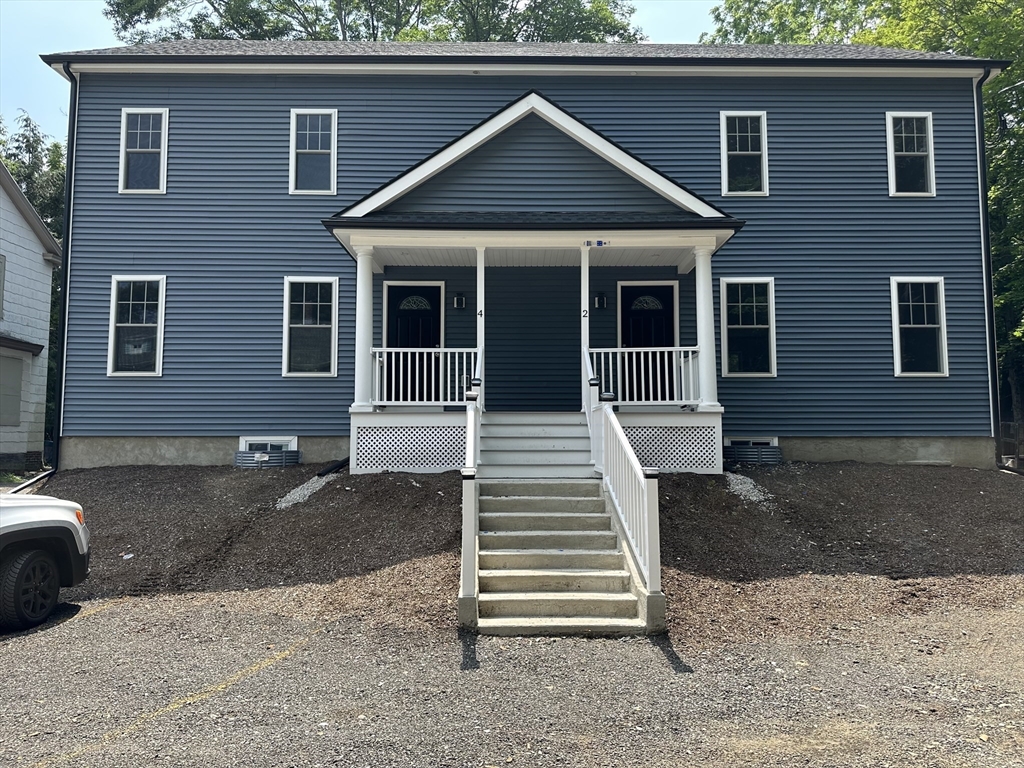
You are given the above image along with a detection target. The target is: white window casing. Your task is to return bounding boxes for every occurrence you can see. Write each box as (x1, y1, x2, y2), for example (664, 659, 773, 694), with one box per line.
(720, 111, 769, 197)
(282, 276, 339, 377)
(886, 112, 936, 197)
(724, 436, 779, 447)
(890, 276, 948, 377)
(720, 277, 777, 377)
(118, 108, 169, 194)
(289, 109, 338, 195)
(107, 275, 167, 376)
(239, 435, 298, 451)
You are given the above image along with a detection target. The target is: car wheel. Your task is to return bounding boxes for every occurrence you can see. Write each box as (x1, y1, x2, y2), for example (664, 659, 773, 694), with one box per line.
(0, 550, 61, 631)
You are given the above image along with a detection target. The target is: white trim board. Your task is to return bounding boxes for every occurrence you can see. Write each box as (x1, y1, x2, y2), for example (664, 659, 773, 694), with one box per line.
(288, 108, 338, 195)
(53, 63, 1002, 81)
(889, 276, 949, 377)
(282, 275, 340, 377)
(720, 111, 769, 197)
(118, 108, 169, 195)
(106, 274, 167, 377)
(885, 111, 936, 197)
(341, 91, 724, 219)
(719, 276, 777, 378)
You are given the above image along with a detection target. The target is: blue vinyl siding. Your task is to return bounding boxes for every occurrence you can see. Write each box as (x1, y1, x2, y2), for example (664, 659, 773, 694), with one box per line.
(63, 72, 990, 437)
(388, 114, 679, 212)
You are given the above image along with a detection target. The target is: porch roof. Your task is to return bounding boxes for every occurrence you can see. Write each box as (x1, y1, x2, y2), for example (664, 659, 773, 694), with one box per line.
(321, 210, 743, 230)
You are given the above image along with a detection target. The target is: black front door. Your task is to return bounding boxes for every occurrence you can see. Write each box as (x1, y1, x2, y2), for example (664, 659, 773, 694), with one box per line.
(620, 284, 676, 401)
(386, 284, 442, 401)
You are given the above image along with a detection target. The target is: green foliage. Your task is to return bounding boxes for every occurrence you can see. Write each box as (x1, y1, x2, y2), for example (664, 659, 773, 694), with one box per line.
(103, 0, 643, 43)
(705, 0, 1024, 421)
(0, 112, 66, 441)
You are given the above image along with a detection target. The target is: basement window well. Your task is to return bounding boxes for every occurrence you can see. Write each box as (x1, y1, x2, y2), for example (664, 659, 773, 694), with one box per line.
(239, 436, 298, 452)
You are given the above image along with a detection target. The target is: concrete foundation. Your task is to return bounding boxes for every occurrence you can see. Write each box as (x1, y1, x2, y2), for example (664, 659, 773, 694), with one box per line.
(59, 436, 351, 469)
(779, 436, 997, 470)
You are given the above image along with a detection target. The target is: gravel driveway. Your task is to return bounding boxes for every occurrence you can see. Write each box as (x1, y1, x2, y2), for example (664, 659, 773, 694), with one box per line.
(0, 463, 1021, 767)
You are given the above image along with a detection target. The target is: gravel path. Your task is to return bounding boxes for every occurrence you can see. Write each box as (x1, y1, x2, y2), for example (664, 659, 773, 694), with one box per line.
(0, 462, 1020, 767)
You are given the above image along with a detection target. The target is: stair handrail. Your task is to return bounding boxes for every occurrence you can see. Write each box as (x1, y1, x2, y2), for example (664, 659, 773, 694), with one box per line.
(459, 354, 483, 623)
(600, 402, 661, 593)
(582, 346, 602, 469)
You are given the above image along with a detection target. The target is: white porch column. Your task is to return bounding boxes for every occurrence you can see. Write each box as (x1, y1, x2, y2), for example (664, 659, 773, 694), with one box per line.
(580, 245, 590, 351)
(694, 245, 720, 409)
(351, 245, 375, 412)
(476, 246, 486, 350)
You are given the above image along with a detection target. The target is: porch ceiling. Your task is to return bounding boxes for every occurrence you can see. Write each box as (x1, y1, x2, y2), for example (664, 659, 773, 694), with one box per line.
(370, 244, 697, 270)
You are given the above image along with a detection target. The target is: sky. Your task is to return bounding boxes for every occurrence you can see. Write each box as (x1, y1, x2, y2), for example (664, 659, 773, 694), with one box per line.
(0, 0, 718, 142)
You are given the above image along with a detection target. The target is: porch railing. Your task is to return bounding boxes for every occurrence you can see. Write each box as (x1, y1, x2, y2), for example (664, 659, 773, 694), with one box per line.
(589, 347, 700, 405)
(600, 403, 661, 592)
(459, 352, 485, 621)
(371, 347, 479, 405)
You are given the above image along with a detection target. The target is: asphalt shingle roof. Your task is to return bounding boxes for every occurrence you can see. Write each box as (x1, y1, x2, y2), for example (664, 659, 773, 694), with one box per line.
(322, 210, 743, 230)
(42, 40, 1000, 66)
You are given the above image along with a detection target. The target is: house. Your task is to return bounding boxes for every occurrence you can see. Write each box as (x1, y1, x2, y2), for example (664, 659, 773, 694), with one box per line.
(41, 42, 1008, 632)
(0, 160, 61, 472)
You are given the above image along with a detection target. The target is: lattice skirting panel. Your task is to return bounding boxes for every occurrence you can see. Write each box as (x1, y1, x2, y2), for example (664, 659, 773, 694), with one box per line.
(623, 425, 721, 472)
(354, 425, 465, 473)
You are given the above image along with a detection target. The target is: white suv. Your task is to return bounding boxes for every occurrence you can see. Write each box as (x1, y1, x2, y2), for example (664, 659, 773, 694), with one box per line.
(0, 493, 90, 631)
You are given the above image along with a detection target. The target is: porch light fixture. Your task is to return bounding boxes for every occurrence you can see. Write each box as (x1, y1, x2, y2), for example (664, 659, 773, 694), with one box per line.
(594, 293, 607, 309)
(453, 293, 466, 309)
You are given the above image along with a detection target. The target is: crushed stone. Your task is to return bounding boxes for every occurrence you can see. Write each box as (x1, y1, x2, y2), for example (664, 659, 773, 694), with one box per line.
(275, 473, 338, 509)
(724, 471, 773, 503)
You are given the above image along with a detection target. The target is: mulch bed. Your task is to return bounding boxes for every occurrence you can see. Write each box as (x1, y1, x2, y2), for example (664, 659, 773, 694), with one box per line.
(41, 460, 1023, 645)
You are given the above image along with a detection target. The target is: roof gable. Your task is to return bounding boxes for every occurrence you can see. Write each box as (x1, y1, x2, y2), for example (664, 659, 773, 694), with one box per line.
(340, 91, 725, 219)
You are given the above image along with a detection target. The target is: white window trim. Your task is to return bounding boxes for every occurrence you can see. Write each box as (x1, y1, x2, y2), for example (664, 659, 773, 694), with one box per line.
(106, 274, 167, 377)
(382, 281, 446, 348)
(889, 276, 948, 377)
(118, 108, 169, 194)
(289, 109, 338, 196)
(886, 111, 936, 197)
(720, 276, 777, 378)
(238, 435, 298, 451)
(282, 276, 339, 377)
(720, 111, 769, 197)
(615, 280, 680, 348)
(724, 436, 779, 447)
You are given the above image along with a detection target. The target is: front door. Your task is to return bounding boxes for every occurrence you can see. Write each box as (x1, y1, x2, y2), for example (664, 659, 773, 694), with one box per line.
(620, 284, 676, 401)
(385, 284, 442, 402)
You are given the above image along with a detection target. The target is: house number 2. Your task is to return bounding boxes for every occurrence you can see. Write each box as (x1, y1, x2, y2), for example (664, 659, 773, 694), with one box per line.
(582, 309, 588, 318)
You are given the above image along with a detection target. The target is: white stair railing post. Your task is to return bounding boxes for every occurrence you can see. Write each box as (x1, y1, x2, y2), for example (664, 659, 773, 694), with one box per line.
(643, 467, 661, 594)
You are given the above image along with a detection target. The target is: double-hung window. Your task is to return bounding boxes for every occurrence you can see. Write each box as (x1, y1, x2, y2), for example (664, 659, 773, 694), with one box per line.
(107, 275, 166, 375)
(721, 277, 776, 376)
(886, 113, 935, 196)
(283, 277, 338, 376)
(119, 108, 168, 193)
(289, 109, 337, 194)
(720, 112, 768, 195)
(890, 277, 947, 376)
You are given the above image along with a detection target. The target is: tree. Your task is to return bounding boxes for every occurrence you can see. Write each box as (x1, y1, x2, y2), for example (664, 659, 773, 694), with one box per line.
(0, 113, 66, 442)
(103, 0, 644, 43)
(703, 0, 1024, 424)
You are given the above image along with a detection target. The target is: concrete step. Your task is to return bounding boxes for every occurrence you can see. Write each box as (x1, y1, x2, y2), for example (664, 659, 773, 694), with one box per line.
(479, 512, 610, 532)
(478, 480, 602, 498)
(478, 569, 630, 593)
(479, 549, 624, 570)
(479, 449, 594, 466)
(476, 616, 647, 636)
(479, 495, 606, 514)
(479, 436, 592, 452)
(478, 592, 639, 619)
(478, 530, 619, 551)
(482, 412, 587, 426)
(477, 464, 595, 479)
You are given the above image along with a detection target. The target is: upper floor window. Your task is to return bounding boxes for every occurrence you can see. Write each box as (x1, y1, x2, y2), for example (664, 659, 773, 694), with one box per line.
(283, 276, 338, 376)
(119, 109, 168, 194)
(107, 275, 166, 376)
(720, 112, 768, 196)
(289, 109, 337, 195)
(890, 277, 947, 376)
(886, 113, 935, 196)
(721, 277, 776, 376)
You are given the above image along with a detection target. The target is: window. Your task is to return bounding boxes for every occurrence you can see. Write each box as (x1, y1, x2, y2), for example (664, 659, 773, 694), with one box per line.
(239, 436, 297, 451)
(721, 278, 776, 376)
(119, 108, 168, 193)
(720, 111, 768, 195)
(886, 112, 935, 196)
(283, 277, 338, 376)
(107, 276, 166, 376)
(289, 109, 337, 194)
(890, 277, 947, 376)
(0, 354, 22, 427)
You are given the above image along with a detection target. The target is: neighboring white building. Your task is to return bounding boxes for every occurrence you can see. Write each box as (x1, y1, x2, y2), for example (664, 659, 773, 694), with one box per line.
(0, 160, 61, 471)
